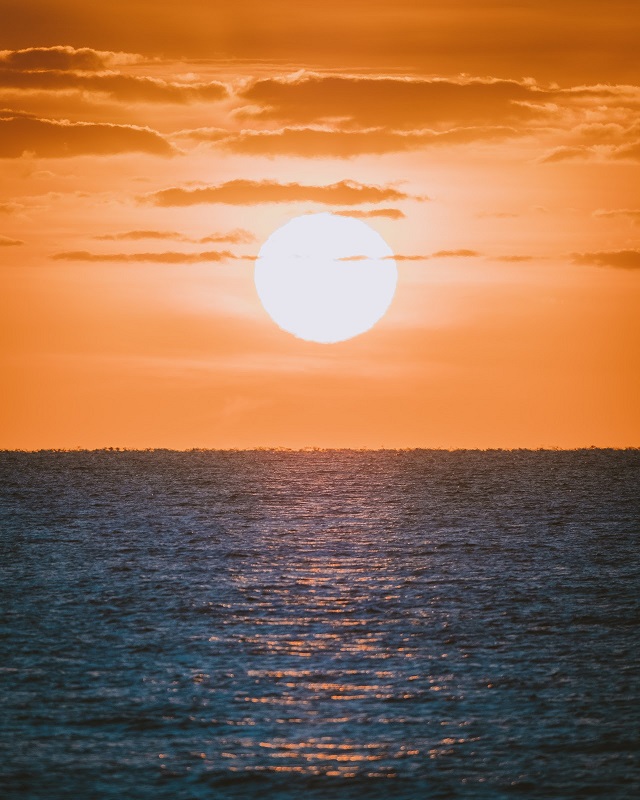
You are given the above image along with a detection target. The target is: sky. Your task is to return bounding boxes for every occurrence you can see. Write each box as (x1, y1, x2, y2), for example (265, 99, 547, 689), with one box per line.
(1, 0, 639, 449)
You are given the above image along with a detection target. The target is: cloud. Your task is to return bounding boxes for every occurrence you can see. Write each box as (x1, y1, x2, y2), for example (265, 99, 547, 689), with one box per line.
(94, 230, 186, 242)
(593, 209, 640, 225)
(540, 146, 594, 163)
(339, 249, 481, 262)
(0, 46, 142, 71)
(572, 250, 640, 270)
(237, 74, 542, 129)
(0, 115, 174, 157)
(171, 127, 233, 143)
(612, 140, 640, 162)
(51, 249, 247, 264)
(355, 249, 524, 263)
(200, 229, 256, 244)
(144, 179, 417, 207)
(236, 76, 640, 164)
(432, 249, 482, 258)
(0, 202, 24, 213)
(570, 122, 633, 146)
(94, 228, 255, 244)
(0, 69, 228, 104)
(557, 85, 640, 115)
(336, 254, 430, 262)
(53, 243, 481, 266)
(0, 47, 227, 106)
(1, 2, 638, 87)
(203, 124, 519, 158)
(541, 135, 640, 164)
(334, 208, 405, 220)
(0, 235, 24, 246)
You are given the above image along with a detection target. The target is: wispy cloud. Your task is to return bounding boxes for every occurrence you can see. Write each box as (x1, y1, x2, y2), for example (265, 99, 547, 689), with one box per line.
(94, 230, 186, 242)
(593, 209, 640, 225)
(0, 115, 174, 158)
(540, 146, 594, 163)
(93, 229, 255, 244)
(199, 230, 256, 244)
(431, 249, 481, 258)
(572, 249, 640, 269)
(0, 47, 228, 104)
(0, 234, 24, 246)
(2, 5, 638, 87)
(333, 208, 405, 220)
(0, 46, 143, 71)
(198, 124, 519, 158)
(540, 138, 640, 164)
(144, 179, 418, 207)
(0, 202, 23, 214)
(338, 250, 481, 262)
(0, 70, 228, 105)
(612, 141, 640, 162)
(51, 249, 250, 264)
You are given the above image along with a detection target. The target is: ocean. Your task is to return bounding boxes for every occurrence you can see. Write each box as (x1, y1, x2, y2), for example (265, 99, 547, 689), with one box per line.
(1, 449, 639, 799)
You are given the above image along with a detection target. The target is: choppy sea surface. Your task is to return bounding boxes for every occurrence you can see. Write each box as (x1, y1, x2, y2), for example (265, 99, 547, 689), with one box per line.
(1, 449, 639, 799)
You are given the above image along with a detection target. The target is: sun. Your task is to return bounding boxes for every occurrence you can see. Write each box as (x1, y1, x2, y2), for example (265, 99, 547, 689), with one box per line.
(255, 213, 398, 344)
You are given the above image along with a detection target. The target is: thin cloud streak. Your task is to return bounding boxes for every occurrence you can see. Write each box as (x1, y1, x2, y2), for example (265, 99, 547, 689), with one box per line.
(144, 179, 418, 207)
(334, 208, 405, 220)
(593, 209, 640, 225)
(540, 139, 640, 163)
(338, 250, 482, 262)
(51, 249, 250, 263)
(572, 250, 640, 270)
(207, 124, 520, 158)
(0, 46, 144, 70)
(432, 249, 482, 258)
(0, 69, 228, 104)
(94, 229, 255, 244)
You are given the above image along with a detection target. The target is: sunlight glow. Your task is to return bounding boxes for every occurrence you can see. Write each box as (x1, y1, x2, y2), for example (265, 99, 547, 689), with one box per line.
(255, 213, 397, 343)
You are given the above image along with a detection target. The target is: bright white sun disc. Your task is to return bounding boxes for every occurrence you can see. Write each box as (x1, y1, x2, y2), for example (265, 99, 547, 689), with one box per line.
(255, 213, 397, 343)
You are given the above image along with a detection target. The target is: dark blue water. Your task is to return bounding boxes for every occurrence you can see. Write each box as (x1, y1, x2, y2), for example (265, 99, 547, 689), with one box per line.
(1, 450, 639, 799)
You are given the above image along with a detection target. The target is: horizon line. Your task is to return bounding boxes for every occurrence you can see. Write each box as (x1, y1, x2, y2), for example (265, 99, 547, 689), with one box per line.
(1, 446, 639, 454)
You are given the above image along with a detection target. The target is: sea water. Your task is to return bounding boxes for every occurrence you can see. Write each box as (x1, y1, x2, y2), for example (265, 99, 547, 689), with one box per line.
(1, 450, 639, 799)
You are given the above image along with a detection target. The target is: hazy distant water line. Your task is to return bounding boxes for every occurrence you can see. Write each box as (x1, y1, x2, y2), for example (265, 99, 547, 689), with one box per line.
(1, 450, 639, 799)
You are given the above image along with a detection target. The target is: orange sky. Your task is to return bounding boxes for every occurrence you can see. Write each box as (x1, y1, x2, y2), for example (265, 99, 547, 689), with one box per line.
(1, 1, 639, 448)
